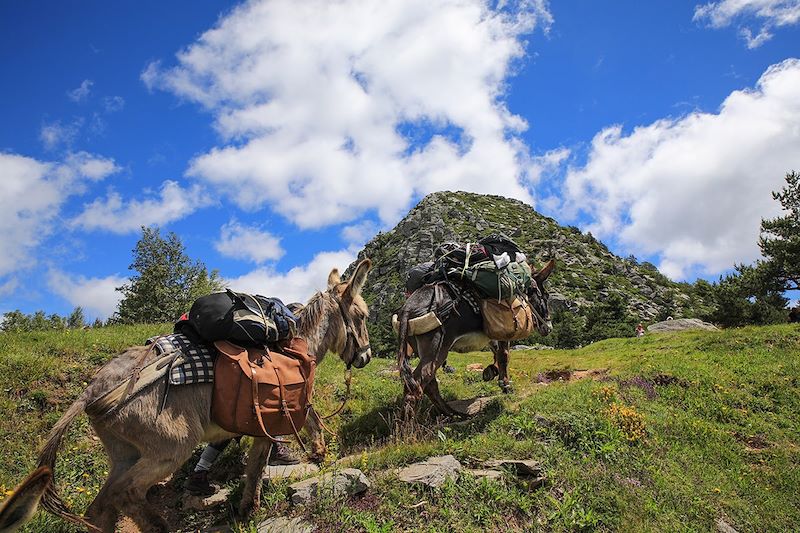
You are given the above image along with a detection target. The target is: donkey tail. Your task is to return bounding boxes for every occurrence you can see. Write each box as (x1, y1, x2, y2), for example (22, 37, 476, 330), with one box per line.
(36, 393, 100, 532)
(396, 309, 420, 397)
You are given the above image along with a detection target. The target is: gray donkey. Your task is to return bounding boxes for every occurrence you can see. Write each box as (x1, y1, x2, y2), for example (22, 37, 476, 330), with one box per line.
(27, 259, 372, 533)
(397, 259, 555, 417)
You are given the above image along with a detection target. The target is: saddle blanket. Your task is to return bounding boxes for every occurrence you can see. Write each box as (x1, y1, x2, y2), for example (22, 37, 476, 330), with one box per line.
(145, 333, 215, 385)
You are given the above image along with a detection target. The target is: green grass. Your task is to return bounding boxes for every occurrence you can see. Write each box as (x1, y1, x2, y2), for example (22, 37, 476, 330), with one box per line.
(1, 324, 799, 531)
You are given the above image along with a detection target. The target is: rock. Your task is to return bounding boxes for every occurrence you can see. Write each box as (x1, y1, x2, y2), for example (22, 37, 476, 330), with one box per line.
(466, 469, 503, 481)
(397, 455, 462, 488)
(715, 518, 740, 533)
(446, 396, 494, 416)
(257, 516, 314, 533)
(263, 463, 319, 480)
(182, 487, 231, 510)
(482, 459, 543, 477)
(511, 344, 532, 350)
(647, 318, 718, 333)
(288, 468, 370, 505)
(466, 363, 484, 372)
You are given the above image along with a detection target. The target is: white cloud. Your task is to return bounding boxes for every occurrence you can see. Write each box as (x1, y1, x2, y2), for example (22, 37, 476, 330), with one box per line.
(215, 220, 284, 263)
(341, 220, 380, 246)
(564, 59, 800, 279)
(225, 249, 356, 304)
(68, 79, 94, 102)
(70, 180, 213, 234)
(143, 0, 552, 229)
(40, 119, 82, 150)
(694, 0, 800, 48)
(103, 95, 126, 113)
(47, 270, 127, 319)
(0, 151, 120, 280)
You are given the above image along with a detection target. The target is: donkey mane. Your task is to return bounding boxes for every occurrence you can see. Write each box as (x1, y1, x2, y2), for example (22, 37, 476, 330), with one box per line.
(297, 291, 327, 337)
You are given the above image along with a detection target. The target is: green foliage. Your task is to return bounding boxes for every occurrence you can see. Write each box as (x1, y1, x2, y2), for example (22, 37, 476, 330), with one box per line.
(759, 170, 800, 292)
(115, 226, 223, 323)
(548, 310, 586, 349)
(583, 292, 637, 343)
(1, 307, 87, 332)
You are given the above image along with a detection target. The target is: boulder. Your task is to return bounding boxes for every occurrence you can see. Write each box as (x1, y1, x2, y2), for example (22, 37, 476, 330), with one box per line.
(288, 468, 370, 506)
(397, 455, 462, 488)
(647, 318, 718, 333)
(446, 396, 494, 416)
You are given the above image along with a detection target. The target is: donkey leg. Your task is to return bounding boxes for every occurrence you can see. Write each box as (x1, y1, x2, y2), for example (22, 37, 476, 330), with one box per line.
(85, 429, 139, 532)
(304, 413, 326, 463)
(493, 341, 513, 393)
(239, 438, 271, 518)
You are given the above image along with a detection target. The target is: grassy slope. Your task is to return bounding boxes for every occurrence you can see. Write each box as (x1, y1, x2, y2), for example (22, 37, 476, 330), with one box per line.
(1, 324, 798, 532)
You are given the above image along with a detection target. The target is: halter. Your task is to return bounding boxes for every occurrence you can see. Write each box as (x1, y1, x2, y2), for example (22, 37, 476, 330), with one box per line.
(527, 282, 549, 328)
(332, 293, 370, 368)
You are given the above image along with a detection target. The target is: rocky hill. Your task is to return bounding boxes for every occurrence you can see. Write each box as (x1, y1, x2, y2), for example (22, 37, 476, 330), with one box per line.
(347, 191, 705, 355)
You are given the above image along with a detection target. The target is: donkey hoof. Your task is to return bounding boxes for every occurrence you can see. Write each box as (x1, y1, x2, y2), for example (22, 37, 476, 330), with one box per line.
(499, 381, 513, 394)
(307, 451, 326, 464)
(482, 365, 499, 382)
(238, 500, 258, 519)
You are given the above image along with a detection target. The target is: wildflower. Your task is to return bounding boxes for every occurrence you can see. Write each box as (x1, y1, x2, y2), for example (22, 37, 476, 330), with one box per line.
(3, 490, 13, 497)
(606, 403, 647, 443)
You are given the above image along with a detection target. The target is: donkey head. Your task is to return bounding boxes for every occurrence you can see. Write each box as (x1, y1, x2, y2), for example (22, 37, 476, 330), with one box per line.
(326, 258, 373, 369)
(529, 259, 556, 336)
(0, 467, 51, 533)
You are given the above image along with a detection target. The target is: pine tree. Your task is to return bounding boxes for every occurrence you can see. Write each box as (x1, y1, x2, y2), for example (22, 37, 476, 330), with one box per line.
(115, 226, 224, 323)
(67, 307, 86, 329)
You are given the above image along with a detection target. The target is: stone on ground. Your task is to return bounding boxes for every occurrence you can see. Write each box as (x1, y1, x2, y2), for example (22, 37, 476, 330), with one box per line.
(647, 318, 717, 333)
(715, 518, 740, 533)
(446, 396, 494, 416)
(397, 455, 462, 488)
(483, 459, 543, 477)
(288, 468, 370, 505)
(182, 487, 231, 510)
(466, 469, 503, 481)
(257, 516, 314, 533)
(263, 463, 319, 480)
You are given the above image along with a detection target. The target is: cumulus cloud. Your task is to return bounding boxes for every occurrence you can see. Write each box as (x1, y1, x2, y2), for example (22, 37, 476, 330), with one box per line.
(225, 249, 357, 304)
(68, 79, 94, 102)
(70, 180, 213, 234)
(341, 220, 380, 246)
(0, 151, 120, 280)
(143, 0, 552, 229)
(47, 270, 127, 319)
(563, 59, 800, 279)
(694, 0, 800, 48)
(215, 220, 285, 263)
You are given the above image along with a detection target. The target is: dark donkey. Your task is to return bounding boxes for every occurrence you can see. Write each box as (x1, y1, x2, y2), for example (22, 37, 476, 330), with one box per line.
(397, 259, 555, 417)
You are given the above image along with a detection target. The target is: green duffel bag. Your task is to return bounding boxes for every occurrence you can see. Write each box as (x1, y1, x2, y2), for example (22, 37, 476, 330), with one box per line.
(464, 260, 516, 300)
(506, 260, 532, 290)
(464, 260, 532, 300)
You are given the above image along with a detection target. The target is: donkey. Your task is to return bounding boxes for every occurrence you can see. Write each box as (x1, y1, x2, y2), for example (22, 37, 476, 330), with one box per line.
(23, 259, 372, 533)
(396, 259, 555, 417)
(0, 467, 51, 533)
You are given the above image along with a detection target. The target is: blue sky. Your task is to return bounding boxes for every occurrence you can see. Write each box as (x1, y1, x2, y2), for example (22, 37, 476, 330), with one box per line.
(1, 0, 799, 319)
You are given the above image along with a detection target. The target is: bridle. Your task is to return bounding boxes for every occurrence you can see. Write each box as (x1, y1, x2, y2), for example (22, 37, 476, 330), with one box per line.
(527, 282, 549, 328)
(332, 293, 370, 369)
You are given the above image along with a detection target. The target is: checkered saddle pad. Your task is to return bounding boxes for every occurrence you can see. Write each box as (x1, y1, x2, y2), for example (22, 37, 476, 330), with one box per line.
(145, 333, 215, 385)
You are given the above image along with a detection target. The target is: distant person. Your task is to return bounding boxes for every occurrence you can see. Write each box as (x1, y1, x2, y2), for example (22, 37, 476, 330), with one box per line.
(635, 323, 645, 337)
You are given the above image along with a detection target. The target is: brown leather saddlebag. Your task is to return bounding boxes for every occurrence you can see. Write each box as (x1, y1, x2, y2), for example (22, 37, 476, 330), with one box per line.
(481, 296, 535, 341)
(211, 337, 315, 440)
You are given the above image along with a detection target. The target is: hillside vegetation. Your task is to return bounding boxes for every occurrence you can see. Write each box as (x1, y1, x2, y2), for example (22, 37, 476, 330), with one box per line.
(1, 324, 798, 532)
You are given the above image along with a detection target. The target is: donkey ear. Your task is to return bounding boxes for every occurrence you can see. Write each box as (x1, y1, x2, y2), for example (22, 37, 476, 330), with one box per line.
(327, 268, 341, 290)
(534, 259, 556, 284)
(344, 259, 372, 301)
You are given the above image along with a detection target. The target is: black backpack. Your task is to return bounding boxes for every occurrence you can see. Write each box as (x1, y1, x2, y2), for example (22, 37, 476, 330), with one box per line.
(175, 289, 297, 346)
(478, 234, 523, 258)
